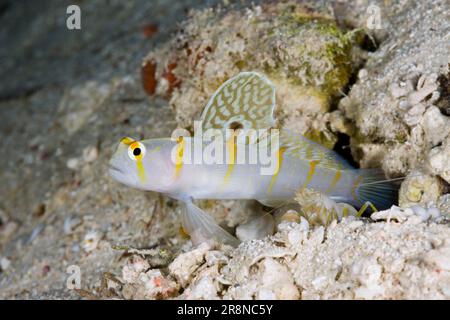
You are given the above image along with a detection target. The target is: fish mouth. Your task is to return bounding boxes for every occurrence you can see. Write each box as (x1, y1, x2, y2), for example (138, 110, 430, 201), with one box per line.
(108, 163, 124, 175)
(108, 163, 140, 189)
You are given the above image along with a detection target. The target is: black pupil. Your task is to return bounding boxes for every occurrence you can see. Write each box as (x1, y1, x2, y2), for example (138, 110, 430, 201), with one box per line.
(133, 148, 141, 156)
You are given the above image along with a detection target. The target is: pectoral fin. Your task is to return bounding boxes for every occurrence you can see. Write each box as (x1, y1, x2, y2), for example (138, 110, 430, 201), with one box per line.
(180, 201, 240, 247)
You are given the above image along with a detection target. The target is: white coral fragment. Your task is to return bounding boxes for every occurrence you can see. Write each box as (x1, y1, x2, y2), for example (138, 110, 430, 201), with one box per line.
(82, 230, 102, 252)
(424, 246, 450, 272)
(168, 242, 211, 287)
(428, 138, 450, 184)
(407, 73, 440, 106)
(255, 258, 300, 300)
(371, 205, 441, 223)
(351, 257, 385, 299)
(122, 255, 150, 283)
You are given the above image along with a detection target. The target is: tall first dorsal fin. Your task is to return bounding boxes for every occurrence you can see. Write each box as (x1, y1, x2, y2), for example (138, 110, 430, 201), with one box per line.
(201, 72, 276, 132)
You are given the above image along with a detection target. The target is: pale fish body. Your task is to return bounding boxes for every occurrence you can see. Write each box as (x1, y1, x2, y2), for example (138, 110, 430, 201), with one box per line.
(161, 138, 358, 206)
(109, 72, 396, 246)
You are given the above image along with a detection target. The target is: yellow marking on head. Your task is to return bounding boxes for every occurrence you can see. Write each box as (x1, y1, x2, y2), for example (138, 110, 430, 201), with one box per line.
(174, 137, 185, 179)
(325, 169, 342, 194)
(351, 175, 364, 203)
(125, 140, 146, 183)
(120, 137, 134, 145)
(136, 160, 146, 183)
(130, 141, 139, 150)
(267, 147, 286, 194)
(129, 141, 144, 161)
(222, 131, 238, 185)
(302, 160, 318, 190)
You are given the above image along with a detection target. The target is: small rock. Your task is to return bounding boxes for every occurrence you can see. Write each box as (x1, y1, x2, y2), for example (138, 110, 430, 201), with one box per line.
(276, 220, 309, 247)
(311, 275, 328, 290)
(256, 258, 300, 300)
(136, 269, 179, 299)
(236, 212, 274, 242)
(407, 74, 439, 106)
(66, 158, 80, 170)
(205, 250, 228, 267)
(82, 230, 102, 252)
(351, 257, 385, 299)
(399, 171, 443, 207)
(82, 146, 98, 163)
(63, 216, 81, 235)
(371, 206, 409, 222)
(347, 220, 364, 229)
(122, 255, 150, 284)
(389, 81, 411, 98)
(371, 205, 441, 223)
(424, 246, 450, 271)
(0, 221, 19, 245)
(0, 257, 11, 271)
(422, 106, 450, 146)
(358, 69, 368, 81)
(180, 266, 220, 299)
(278, 210, 301, 224)
(168, 242, 211, 287)
(428, 140, 450, 184)
(257, 288, 277, 300)
(403, 102, 425, 126)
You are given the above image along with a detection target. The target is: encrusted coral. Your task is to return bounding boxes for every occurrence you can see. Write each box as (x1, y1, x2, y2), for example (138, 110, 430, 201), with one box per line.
(145, 1, 362, 148)
(119, 208, 450, 299)
(398, 170, 444, 208)
(335, 1, 449, 209)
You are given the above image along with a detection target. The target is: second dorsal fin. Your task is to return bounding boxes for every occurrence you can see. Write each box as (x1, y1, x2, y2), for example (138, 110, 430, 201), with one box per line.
(280, 129, 353, 170)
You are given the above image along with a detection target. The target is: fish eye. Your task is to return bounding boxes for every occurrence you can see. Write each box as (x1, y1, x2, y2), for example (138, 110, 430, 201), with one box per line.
(127, 141, 146, 161)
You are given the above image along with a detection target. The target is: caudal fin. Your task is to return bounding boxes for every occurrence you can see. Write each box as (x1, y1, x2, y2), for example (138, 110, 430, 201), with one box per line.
(355, 169, 399, 210)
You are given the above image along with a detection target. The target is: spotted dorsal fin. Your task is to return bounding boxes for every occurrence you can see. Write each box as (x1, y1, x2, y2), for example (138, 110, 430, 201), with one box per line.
(280, 130, 353, 170)
(201, 72, 276, 131)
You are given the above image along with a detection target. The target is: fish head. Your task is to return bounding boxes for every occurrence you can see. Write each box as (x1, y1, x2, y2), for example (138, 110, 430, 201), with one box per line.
(109, 137, 175, 192)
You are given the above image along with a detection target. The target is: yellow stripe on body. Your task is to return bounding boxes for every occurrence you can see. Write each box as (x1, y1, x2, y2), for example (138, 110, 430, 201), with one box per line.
(174, 137, 185, 179)
(306, 144, 314, 160)
(267, 147, 286, 194)
(351, 175, 364, 203)
(222, 131, 238, 185)
(301, 160, 318, 190)
(325, 169, 342, 194)
(136, 160, 146, 183)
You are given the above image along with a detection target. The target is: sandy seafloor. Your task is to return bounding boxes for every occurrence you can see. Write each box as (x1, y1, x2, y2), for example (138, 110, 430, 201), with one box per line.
(0, 0, 449, 299)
